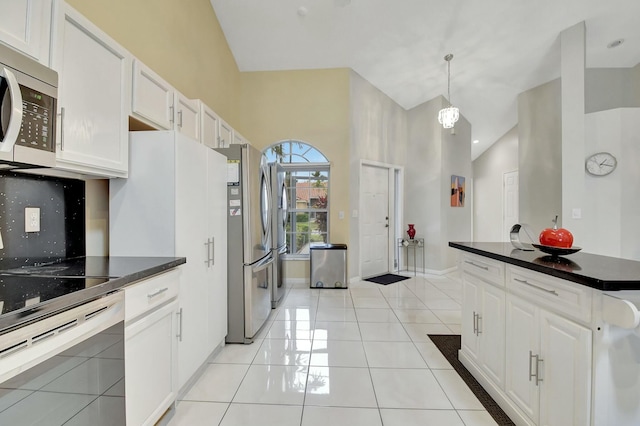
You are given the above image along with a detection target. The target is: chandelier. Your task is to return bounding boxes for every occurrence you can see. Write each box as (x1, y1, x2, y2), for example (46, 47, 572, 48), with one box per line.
(438, 54, 459, 129)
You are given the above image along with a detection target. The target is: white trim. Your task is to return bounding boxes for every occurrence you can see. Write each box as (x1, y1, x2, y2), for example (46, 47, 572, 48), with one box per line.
(350, 276, 362, 284)
(358, 160, 404, 280)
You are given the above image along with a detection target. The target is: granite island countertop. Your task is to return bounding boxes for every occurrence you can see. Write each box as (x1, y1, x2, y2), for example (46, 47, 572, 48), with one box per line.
(450, 242, 640, 291)
(0, 256, 186, 335)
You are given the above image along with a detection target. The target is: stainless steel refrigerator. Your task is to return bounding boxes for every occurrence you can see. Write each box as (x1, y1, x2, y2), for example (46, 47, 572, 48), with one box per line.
(215, 144, 273, 343)
(269, 163, 288, 308)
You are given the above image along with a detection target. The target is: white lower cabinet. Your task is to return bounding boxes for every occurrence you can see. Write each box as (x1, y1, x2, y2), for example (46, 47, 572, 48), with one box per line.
(124, 270, 180, 426)
(505, 294, 592, 426)
(461, 271, 505, 389)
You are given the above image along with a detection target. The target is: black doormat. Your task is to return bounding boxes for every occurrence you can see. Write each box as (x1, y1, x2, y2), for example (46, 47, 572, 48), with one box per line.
(364, 273, 410, 285)
(428, 335, 515, 426)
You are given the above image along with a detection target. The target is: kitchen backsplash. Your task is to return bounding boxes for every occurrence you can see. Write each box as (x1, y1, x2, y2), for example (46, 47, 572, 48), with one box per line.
(0, 172, 85, 268)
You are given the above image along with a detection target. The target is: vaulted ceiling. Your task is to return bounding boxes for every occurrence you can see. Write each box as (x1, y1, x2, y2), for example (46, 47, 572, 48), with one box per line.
(210, 0, 640, 159)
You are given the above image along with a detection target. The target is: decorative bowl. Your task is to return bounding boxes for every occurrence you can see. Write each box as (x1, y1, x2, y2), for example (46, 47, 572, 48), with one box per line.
(532, 244, 581, 257)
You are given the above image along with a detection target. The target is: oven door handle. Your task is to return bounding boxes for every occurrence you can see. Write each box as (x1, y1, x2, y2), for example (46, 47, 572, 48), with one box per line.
(0, 67, 23, 152)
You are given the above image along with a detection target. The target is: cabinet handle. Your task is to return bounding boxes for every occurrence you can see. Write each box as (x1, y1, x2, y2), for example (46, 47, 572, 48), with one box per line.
(476, 313, 482, 335)
(472, 311, 477, 335)
(176, 308, 183, 342)
(59, 107, 65, 151)
(464, 260, 489, 271)
(204, 238, 212, 267)
(178, 110, 183, 127)
(169, 105, 174, 123)
(147, 287, 168, 299)
(514, 278, 559, 296)
(529, 351, 543, 385)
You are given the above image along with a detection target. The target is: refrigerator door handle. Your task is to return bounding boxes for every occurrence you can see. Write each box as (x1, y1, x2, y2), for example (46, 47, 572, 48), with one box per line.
(252, 254, 274, 273)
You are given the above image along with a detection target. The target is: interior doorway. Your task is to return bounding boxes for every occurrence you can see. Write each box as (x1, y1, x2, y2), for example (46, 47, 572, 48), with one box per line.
(359, 162, 402, 279)
(503, 170, 519, 241)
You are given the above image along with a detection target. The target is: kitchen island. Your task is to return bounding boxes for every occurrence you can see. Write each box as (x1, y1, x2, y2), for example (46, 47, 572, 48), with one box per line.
(450, 242, 640, 426)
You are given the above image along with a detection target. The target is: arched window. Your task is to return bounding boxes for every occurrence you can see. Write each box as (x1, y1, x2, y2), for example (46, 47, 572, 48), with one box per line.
(263, 140, 330, 256)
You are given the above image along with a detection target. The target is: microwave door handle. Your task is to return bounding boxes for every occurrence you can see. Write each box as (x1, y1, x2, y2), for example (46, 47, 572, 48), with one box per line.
(0, 67, 23, 152)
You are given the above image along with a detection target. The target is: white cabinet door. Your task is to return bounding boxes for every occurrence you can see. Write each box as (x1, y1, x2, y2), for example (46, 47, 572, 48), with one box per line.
(479, 282, 506, 388)
(175, 133, 209, 390)
(505, 295, 539, 424)
(539, 310, 592, 426)
(0, 0, 51, 64)
(131, 60, 173, 130)
(125, 299, 178, 426)
(461, 274, 480, 362)
(52, 4, 130, 177)
(218, 117, 232, 148)
(175, 93, 200, 142)
(206, 147, 228, 350)
(233, 130, 245, 145)
(200, 102, 220, 149)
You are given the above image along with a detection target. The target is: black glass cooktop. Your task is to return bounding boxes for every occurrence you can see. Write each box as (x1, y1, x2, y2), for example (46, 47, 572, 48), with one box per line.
(0, 275, 110, 316)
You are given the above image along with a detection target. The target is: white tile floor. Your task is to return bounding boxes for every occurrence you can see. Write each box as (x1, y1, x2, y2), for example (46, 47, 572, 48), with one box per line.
(167, 273, 499, 426)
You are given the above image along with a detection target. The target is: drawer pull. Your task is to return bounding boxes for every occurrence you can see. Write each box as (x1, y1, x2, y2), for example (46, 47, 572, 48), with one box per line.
(464, 260, 489, 271)
(147, 287, 169, 299)
(514, 278, 558, 296)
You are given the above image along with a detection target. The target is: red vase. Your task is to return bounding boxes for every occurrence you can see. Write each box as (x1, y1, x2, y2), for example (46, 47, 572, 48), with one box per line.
(407, 224, 416, 239)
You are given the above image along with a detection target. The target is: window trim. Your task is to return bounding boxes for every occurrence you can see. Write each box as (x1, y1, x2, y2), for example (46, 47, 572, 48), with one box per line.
(282, 163, 330, 260)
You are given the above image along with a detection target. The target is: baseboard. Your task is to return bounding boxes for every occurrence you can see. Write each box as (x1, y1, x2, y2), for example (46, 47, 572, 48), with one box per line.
(458, 350, 533, 426)
(284, 278, 308, 286)
(350, 276, 362, 284)
(176, 339, 225, 401)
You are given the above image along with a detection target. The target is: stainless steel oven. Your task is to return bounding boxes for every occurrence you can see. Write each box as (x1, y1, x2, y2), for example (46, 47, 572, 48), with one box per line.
(0, 292, 125, 425)
(0, 42, 57, 169)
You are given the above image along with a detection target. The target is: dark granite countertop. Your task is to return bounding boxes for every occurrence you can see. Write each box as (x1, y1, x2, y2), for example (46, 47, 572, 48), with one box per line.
(449, 242, 640, 291)
(0, 256, 186, 335)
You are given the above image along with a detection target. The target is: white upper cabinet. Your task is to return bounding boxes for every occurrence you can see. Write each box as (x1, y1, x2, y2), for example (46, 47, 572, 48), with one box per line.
(218, 116, 232, 148)
(0, 0, 52, 65)
(131, 59, 173, 130)
(174, 92, 199, 141)
(233, 130, 247, 145)
(200, 101, 220, 149)
(51, 2, 131, 177)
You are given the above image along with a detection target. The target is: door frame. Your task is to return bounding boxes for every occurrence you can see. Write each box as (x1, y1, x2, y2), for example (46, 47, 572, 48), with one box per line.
(502, 169, 519, 242)
(358, 160, 404, 280)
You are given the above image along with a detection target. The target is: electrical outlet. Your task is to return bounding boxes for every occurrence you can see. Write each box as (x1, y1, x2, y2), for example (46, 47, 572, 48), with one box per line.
(25, 207, 41, 233)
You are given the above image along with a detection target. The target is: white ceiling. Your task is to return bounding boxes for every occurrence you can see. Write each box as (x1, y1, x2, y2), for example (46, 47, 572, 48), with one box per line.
(210, 0, 640, 159)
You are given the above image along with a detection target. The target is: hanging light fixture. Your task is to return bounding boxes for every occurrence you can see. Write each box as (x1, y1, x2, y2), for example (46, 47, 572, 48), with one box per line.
(438, 53, 459, 129)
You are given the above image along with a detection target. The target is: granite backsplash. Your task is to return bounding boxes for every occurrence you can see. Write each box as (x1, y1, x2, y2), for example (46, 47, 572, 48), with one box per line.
(0, 172, 85, 269)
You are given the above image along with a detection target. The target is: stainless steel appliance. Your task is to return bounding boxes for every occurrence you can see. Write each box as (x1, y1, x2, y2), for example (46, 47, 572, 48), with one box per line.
(215, 144, 273, 343)
(269, 162, 288, 307)
(0, 43, 57, 168)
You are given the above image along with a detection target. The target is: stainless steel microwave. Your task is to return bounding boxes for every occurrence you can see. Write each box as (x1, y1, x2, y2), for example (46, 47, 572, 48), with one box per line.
(0, 43, 57, 169)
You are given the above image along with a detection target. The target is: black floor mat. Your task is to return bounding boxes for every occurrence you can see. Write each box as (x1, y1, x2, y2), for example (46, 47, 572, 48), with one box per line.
(364, 273, 410, 285)
(428, 334, 515, 426)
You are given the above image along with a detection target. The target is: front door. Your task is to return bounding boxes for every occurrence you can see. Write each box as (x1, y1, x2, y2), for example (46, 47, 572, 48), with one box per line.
(361, 164, 390, 278)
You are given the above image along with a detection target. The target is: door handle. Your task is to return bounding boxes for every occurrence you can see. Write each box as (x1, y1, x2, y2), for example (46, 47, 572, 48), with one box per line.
(0, 67, 23, 152)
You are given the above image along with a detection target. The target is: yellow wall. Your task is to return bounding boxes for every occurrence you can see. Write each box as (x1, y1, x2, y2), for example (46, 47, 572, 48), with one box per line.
(240, 69, 351, 254)
(66, 0, 241, 127)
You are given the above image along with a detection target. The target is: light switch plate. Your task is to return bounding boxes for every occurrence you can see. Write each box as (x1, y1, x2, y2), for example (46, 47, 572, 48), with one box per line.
(25, 207, 41, 233)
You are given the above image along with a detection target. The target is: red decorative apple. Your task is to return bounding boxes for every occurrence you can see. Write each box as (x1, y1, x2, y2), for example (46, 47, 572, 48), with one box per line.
(539, 216, 574, 248)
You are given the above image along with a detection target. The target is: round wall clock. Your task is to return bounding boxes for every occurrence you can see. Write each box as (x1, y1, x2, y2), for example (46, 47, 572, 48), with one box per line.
(585, 152, 617, 176)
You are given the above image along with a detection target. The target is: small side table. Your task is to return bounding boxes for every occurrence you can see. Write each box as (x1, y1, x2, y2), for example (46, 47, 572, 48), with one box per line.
(397, 238, 425, 276)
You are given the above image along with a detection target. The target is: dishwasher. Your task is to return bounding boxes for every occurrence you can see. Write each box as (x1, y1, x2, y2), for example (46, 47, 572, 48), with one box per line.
(0, 291, 126, 425)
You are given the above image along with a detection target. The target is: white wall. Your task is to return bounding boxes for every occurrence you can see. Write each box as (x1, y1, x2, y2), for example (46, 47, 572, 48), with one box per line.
(406, 97, 472, 272)
(472, 126, 519, 241)
(582, 108, 640, 260)
(517, 79, 562, 235)
(349, 71, 407, 278)
(86, 180, 109, 256)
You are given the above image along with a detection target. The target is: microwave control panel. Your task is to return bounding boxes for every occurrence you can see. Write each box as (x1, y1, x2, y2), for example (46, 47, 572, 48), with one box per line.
(16, 86, 56, 153)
